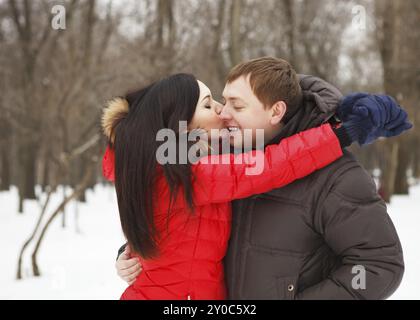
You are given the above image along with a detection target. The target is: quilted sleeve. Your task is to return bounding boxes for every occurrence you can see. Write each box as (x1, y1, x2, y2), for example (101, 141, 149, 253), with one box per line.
(191, 123, 343, 206)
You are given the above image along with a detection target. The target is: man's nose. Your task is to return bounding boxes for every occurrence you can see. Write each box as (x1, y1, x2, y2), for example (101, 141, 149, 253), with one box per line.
(219, 105, 232, 120)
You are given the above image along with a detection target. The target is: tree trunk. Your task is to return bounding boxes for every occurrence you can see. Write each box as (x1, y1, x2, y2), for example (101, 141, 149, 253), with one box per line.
(19, 141, 38, 200)
(229, 0, 243, 67)
(379, 140, 399, 203)
(414, 139, 420, 179)
(18, 189, 24, 214)
(24, 148, 37, 199)
(0, 114, 12, 191)
(212, 0, 228, 84)
(156, 0, 175, 49)
(77, 158, 87, 202)
(0, 144, 11, 191)
(282, 0, 296, 67)
(393, 137, 410, 194)
(41, 154, 50, 193)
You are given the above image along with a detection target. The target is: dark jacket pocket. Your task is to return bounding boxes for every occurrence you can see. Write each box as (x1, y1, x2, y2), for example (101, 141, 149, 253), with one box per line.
(276, 276, 297, 300)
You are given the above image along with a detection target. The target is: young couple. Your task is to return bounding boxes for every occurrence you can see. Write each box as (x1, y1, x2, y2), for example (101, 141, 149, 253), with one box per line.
(102, 57, 411, 300)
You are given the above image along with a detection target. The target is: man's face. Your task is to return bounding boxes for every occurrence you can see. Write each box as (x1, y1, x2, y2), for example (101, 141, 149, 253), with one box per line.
(220, 75, 285, 149)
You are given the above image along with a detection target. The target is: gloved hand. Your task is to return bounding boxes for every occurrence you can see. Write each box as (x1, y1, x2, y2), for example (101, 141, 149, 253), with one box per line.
(337, 93, 413, 145)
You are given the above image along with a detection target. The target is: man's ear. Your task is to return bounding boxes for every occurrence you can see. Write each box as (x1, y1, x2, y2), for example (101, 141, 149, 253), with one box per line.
(269, 101, 287, 126)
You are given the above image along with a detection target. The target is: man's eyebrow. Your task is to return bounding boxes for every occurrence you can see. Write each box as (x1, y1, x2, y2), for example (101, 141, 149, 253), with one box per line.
(226, 97, 247, 105)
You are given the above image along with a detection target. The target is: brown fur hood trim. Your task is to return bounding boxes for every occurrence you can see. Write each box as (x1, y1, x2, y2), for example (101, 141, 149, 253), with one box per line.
(101, 97, 129, 144)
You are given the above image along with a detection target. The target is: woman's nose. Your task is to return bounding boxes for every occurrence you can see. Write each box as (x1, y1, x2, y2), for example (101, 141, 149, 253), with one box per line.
(214, 103, 223, 115)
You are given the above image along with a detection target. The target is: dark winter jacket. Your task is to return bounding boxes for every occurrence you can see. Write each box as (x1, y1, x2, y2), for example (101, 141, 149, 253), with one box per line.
(223, 76, 405, 300)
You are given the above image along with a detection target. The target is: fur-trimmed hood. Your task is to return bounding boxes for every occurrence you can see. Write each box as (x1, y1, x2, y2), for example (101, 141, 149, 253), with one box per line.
(101, 97, 129, 144)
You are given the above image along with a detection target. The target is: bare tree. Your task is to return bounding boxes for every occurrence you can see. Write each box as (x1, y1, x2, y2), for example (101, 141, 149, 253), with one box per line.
(6, 0, 79, 211)
(375, 0, 420, 201)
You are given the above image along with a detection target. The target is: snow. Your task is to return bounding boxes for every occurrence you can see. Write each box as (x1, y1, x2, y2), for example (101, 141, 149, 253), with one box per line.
(0, 185, 127, 300)
(387, 183, 420, 300)
(0, 183, 419, 300)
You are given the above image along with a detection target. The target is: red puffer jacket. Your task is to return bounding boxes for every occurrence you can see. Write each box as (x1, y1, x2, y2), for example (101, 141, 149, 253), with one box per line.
(103, 124, 343, 300)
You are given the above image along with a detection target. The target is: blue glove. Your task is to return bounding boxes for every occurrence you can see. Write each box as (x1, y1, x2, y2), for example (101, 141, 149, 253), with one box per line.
(337, 93, 413, 145)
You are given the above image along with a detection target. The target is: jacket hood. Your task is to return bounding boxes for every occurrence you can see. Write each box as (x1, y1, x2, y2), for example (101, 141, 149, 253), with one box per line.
(298, 74, 343, 118)
(102, 97, 129, 144)
(268, 74, 343, 144)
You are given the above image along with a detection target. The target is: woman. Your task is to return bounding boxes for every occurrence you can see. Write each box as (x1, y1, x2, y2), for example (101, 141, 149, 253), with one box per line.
(101, 73, 400, 300)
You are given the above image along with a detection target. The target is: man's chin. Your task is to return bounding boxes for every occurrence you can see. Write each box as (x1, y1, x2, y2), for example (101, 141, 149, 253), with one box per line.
(229, 135, 245, 150)
(219, 128, 251, 149)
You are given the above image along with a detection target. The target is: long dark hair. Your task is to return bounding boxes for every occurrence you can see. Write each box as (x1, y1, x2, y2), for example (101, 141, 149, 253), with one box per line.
(113, 74, 199, 258)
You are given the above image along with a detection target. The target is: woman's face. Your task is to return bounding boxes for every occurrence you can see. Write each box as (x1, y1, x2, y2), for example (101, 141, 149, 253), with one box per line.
(189, 80, 225, 139)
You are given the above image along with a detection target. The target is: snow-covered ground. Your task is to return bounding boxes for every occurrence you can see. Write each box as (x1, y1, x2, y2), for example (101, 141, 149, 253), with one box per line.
(0, 185, 127, 300)
(0, 183, 419, 300)
(386, 183, 420, 300)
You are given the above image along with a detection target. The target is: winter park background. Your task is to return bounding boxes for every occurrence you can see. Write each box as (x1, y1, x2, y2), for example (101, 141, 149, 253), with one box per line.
(1, 0, 420, 300)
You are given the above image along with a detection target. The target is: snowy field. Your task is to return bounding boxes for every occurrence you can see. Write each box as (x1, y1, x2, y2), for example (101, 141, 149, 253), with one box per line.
(0, 183, 419, 300)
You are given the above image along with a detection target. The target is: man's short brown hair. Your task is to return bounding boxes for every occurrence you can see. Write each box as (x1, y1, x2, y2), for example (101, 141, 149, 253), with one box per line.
(226, 57, 302, 120)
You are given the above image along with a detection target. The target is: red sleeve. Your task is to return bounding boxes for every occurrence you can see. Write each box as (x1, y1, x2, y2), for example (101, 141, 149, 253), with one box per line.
(191, 123, 343, 206)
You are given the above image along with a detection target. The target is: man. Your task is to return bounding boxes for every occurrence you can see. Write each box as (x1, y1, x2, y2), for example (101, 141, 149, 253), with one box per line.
(115, 57, 406, 299)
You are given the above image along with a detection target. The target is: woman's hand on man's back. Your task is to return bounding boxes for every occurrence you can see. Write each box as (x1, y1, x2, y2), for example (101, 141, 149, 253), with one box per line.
(115, 245, 142, 285)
